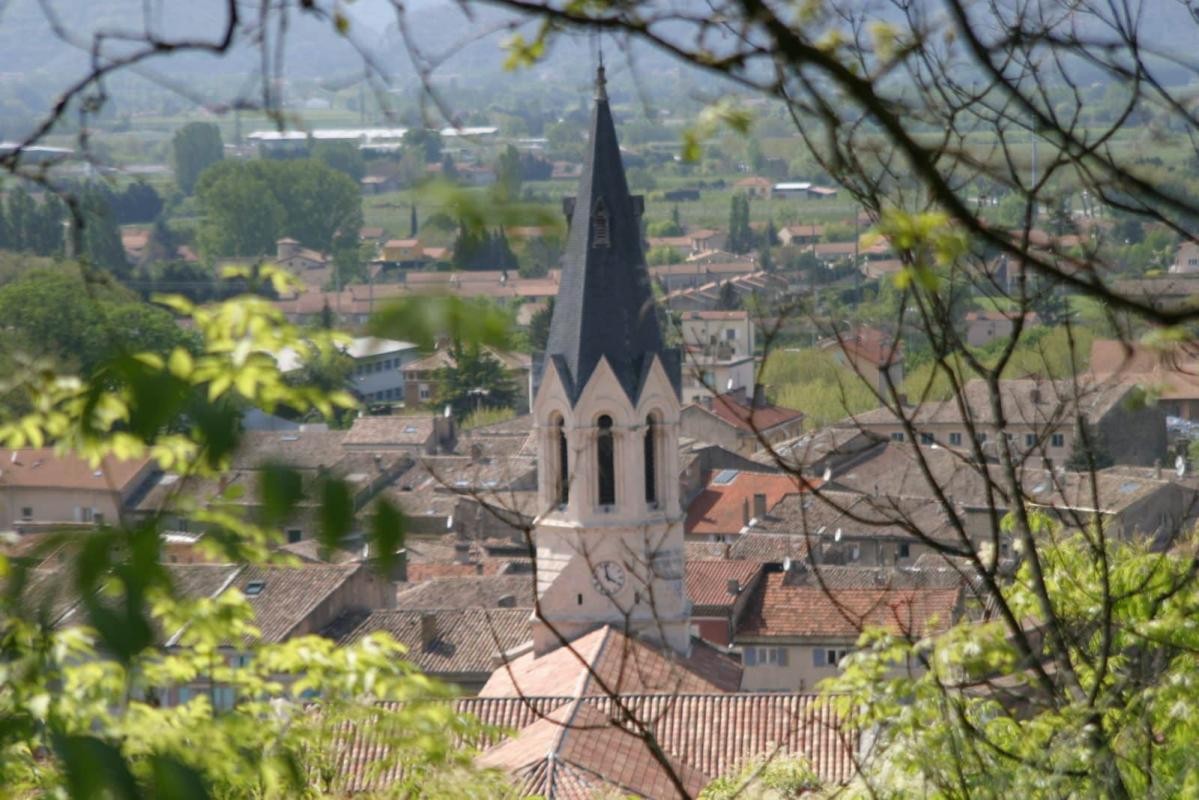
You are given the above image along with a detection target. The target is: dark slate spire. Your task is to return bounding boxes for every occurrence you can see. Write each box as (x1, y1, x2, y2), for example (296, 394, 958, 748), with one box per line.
(545, 67, 679, 404)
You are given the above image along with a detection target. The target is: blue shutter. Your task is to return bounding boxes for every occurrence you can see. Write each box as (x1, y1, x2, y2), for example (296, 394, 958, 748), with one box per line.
(813, 648, 826, 667)
(745, 647, 757, 666)
(779, 647, 790, 667)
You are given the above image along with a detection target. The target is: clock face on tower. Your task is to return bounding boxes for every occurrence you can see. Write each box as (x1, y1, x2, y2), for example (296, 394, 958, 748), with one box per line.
(591, 560, 626, 596)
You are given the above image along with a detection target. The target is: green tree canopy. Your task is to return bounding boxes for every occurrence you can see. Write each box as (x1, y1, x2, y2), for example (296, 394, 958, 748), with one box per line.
(0, 266, 196, 374)
(437, 345, 517, 415)
(195, 159, 362, 259)
(171, 121, 224, 195)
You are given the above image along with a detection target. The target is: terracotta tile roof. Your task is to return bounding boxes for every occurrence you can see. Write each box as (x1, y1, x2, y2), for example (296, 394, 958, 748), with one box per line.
(327, 693, 858, 795)
(754, 490, 959, 543)
(704, 391, 805, 434)
(480, 625, 742, 697)
(223, 563, 363, 643)
(847, 378, 1132, 428)
(0, 449, 153, 493)
(739, 570, 962, 639)
(394, 575, 534, 610)
(323, 696, 568, 793)
(480, 699, 711, 798)
(686, 560, 765, 610)
(404, 561, 512, 580)
(685, 470, 814, 536)
(830, 326, 902, 367)
(332, 607, 531, 676)
(343, 415, 435, 448)
(231, 430, 348, 469)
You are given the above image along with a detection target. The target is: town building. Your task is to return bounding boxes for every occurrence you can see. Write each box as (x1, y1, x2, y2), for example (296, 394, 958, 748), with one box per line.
(0, 449, 158, 532)
(528, 63, 690, 655)
(681, 387, 806, 455)
(678, 309, 757, 403)
(844, 377, 1167, 467)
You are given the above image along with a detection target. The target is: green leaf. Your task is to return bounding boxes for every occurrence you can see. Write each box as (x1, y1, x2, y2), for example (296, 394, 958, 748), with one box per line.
(259, 464, 305, 527)
(319, 477, 354, 554)
(150, 755, 210, 800)
(370, 498, 406, 576)
(53, 733, 140, 800)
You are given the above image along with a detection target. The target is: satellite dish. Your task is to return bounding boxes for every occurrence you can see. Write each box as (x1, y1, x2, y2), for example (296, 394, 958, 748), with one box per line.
(783, 556, 792, 572)
(834, 528, 842, 542)
(726, 377, 735, 391)
(822, 466, 832, 483)
(443, 405, 452, 418)
(446, 515, 454, 529)
(1177, 455, 1187, 478)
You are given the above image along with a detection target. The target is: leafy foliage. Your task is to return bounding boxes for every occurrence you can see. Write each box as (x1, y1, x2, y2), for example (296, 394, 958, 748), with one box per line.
(0, 264, 514, 798)
(822, 529, 1199, 799)
(171, 122, 224, 196)
(762, 348, 878, 429)
(195, 159, 361, 259)
(437, 345, 518, 416)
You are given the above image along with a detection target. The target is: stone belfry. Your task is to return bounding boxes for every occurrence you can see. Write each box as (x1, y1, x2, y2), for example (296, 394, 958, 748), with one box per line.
(530, 64, 689, 656)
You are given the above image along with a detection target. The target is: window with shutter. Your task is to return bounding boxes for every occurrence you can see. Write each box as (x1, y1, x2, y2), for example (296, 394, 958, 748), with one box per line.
(745, 647, 758, 666)
(813, 649, 826, 667)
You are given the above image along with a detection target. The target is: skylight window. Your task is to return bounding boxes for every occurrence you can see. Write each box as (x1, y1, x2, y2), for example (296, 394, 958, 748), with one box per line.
(712, 469, 739, 485)
(244, 581, 266, 597)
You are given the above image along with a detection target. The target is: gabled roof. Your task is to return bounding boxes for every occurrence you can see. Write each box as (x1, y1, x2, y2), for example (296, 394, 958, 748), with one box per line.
(684, 470, 814, 536)
(332, 607, 531, 676)
(480, 624, 741, 697)
(394, 575, 535, 610)
(0, 449, 153, 493)
(342, 415, 435, 448)
(323, 690, 858, 796)
(698, 391, 806, 435)
(326, 693, 858, 796)
(739, 569, 963, 640)
(686, 560, 766, 610)
(847, 378, 1132, 428)
(222, 563, 363, 643)
(545, 66, 678, 405)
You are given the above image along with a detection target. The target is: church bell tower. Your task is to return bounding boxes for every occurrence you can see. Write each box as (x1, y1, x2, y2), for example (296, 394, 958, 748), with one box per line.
(530, 65, 690, 656)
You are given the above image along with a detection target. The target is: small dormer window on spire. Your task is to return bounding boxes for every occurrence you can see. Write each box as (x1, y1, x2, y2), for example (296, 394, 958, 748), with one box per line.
(592, 198, 610, 248)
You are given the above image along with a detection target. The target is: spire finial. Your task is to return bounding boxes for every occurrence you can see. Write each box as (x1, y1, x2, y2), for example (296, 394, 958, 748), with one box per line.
(595, 47, 607, 101)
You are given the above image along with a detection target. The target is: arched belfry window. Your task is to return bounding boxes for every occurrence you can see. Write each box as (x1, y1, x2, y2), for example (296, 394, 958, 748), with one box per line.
(644, 414, 659, 506)
(592, 199, 610, 248)
(597, 415, 616, 506)
(552, 413, 569, 507)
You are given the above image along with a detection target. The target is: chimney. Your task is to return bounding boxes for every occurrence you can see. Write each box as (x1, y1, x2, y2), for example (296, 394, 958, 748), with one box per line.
(453, 540, 471, 564)
(419, 612, 437, 648)
(752, 492, 768, 519)
(742, 499, 750, 526)
(752, 383, 767, 409)
(276, 238, 300, 260)
(433, 415, 457, 454)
